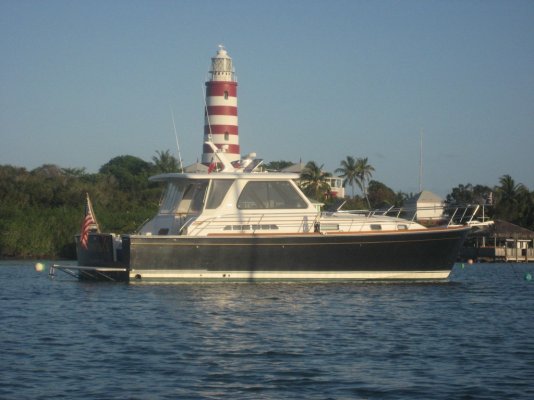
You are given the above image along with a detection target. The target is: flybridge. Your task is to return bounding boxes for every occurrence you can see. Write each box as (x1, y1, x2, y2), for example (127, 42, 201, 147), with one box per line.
(202, 140, 264, 173)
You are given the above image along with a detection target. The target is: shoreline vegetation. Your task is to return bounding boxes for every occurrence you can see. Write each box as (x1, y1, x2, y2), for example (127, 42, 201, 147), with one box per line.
(1, 151, 532, 259)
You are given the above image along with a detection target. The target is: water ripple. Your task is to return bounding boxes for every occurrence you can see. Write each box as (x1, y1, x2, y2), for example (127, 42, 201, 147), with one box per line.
(1, 262, 534, 399)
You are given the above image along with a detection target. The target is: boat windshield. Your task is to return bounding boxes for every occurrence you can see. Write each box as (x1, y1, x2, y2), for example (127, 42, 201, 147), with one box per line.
(159, 180, 210, 214)
(237, 181, 308, 209)
(205, 179, 234, 209)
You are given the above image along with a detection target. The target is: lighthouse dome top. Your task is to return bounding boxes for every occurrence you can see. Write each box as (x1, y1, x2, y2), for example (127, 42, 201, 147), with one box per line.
(215, 44, 230, 58)
(209, 45, 235, 82)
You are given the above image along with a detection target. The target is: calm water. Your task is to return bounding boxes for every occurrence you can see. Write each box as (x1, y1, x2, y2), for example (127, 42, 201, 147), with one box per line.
(1, 261, 534, 399)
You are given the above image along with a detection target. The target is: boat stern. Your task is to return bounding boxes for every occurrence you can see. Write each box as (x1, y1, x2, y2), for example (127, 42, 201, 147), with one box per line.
(75, 233, 129, 281)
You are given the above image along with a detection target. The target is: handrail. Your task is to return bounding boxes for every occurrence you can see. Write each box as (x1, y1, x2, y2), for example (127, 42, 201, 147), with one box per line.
(172, 204, 486, 235)
(178, 216, 197, 235)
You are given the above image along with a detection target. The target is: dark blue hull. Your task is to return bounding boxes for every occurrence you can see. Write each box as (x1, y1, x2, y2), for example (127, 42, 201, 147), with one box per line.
(77, 226, 470, 282)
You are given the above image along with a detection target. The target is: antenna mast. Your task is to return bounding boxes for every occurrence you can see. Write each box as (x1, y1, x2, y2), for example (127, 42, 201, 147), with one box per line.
(419, 129, 423, 192)
(202, 84, 213, 142)
(170, 106, 184, 172)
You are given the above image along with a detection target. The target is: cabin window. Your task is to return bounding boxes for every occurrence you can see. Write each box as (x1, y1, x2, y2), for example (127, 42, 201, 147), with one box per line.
(176, 180, 209, 213)
(370, 224, 382, 230)
(160, 182, 186, 213)
(206, 179, 234, 209)
(223, 224, 279, 231)
(397, 224, 408, 230)
(224, 91, 229, 99)
(320, 223, 339, 231)
(237, 181, 308, 209)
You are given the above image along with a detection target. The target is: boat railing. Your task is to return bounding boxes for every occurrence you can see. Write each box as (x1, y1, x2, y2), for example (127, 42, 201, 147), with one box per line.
(335, 204, 488, 227)
(178, 215, 198, 235)
(177, 204, 489, 235)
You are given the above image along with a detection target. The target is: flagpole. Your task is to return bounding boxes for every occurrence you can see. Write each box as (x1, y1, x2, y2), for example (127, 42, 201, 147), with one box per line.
(86, 193, 100, 233)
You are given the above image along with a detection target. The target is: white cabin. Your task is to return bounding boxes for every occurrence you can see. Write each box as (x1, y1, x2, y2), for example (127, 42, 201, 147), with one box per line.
(138, 171, 425, 237)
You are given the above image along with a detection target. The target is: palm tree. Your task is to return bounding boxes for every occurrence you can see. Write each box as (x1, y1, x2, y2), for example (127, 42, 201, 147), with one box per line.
(335, 156, 362, 198)
(355, 157, 375, 209)
(300, 161, 331, 202)
(264, 160, 294, 172)
(495, 174, 528, 223)
(152, 150, 181, 173)
(497, 175, 526, 204)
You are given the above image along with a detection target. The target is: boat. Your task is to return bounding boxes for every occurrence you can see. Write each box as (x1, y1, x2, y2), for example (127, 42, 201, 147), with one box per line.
(68, 143, 482, 283)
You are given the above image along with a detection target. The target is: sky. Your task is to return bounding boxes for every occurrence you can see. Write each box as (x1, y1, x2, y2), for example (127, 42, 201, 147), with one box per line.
(1, 0, 533, 197)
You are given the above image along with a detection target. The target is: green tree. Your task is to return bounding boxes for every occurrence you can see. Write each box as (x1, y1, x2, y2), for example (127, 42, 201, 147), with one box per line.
(524, 192, 534, 230)
(494, 174, 528, 225)
(497, 175, 526, 203)
(335, 156, 361, 198)
(355, 157, 375, 209)
(152, 150, 181, 173)
(263, 160, 294, 171)
(99, 155, 152, 191)
(299, 161, 331, 202)
(0, 165, 29, 207)
(394, 191, 410, 207)
(340, 196, 367, 210)
(447, 183, 474, 204)
(367, 180, 396, 209)
(0, 157, 162, 259)
(446, 183, 493, 205)
(62, 167, 87, 177)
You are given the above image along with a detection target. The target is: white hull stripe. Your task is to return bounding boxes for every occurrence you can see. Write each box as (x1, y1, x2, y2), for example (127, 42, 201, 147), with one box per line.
(130, 270, 451, 281)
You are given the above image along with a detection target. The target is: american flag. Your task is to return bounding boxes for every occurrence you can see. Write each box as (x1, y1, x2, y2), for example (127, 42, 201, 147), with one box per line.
(80, 193, 99, 249)
(208, 161, 217, 173)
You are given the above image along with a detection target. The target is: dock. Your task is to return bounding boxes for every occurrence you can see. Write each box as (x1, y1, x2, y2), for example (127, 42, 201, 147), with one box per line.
(461, 220, 534, 263)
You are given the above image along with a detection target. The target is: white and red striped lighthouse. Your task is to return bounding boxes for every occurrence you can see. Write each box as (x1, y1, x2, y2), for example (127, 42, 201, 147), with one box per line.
(202, 45, 240, 164)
